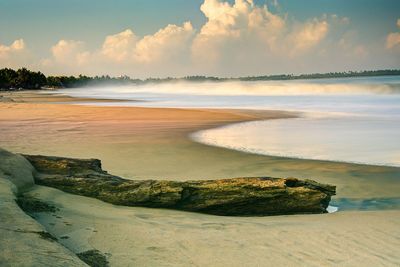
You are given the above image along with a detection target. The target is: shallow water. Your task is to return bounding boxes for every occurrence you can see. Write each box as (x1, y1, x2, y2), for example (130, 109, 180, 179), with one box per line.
(191, 116, 400, 166)
(55, 76, 400, 166)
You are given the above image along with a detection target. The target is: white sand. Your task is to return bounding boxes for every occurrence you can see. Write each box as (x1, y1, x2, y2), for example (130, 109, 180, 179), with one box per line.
(28, 185, 400, 267)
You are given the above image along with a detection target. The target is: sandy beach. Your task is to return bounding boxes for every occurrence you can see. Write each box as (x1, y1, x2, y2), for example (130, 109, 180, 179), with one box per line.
(1, 91, 399, 198)
(1, 91, 400, 266)
(28, 185, 400, 267)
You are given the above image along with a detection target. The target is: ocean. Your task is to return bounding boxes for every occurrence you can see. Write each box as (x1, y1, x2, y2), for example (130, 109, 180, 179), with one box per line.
(55, 75, 400, 167)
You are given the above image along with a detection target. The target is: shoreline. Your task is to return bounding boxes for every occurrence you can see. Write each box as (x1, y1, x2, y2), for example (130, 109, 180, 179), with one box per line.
(41, 88, 400, 169)
(190, 121, 400, 169)
(3, 89, 399, 169)
(1, 90, 399, 198)
(188, 119, 400, 168)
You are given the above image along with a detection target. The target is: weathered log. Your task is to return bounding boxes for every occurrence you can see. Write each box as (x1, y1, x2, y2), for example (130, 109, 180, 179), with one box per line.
(23, 154, 336, 216)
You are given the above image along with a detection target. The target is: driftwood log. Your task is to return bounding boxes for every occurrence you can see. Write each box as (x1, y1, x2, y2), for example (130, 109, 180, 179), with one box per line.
(24, 154, 336, 216)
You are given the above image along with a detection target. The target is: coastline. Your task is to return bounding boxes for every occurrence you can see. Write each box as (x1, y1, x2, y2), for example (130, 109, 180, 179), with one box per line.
(190, 119, 400, 168)
(1, 90, 400, 266)
(1, 90, 400, 199)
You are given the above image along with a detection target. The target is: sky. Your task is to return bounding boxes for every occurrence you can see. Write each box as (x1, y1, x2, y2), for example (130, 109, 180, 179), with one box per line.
(0, 0, 399, 78)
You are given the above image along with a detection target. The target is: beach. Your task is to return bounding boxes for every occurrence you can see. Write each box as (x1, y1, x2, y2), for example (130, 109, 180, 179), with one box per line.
(29, 185, 400, 267)
(1, 91, 400, 266)
(1, 91, 399, 198)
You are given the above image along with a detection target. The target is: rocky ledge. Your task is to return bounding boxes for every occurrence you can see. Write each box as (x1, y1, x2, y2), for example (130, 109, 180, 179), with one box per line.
(23, 154, 336, 216)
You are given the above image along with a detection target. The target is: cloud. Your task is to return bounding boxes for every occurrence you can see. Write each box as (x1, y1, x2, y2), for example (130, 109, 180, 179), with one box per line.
(0, 39, 25, 58)
(37, 0, 340, 77)
(338, 37, 368, 59)
(330, 14, 350, 25)
(288, 19, 329, 56)
(192, 0, 285, 64)
(51, 40, 90, 65)
(0, 39, 29, 68)
(191, 0, 331, 69)
(386, 19, 400, 49)
(134, 22, 194, 63)
(100, 21, 194, 65)
(40, 22, 194, 76)
(0, 39, 25, 56)
(101, 29, 137, 62)
(387, 33, 400, 49)
(8, 0, 389, 77)
(38, 40, 92, 75)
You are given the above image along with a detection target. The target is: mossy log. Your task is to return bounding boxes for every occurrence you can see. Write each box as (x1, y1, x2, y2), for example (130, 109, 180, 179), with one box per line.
(24, 154, 336, 216)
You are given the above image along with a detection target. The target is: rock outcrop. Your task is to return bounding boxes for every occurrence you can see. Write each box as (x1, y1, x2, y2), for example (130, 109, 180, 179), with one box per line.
(0, 148, 35, 192)
(0, 149, 88, 266)
(24, 154, 336, 216)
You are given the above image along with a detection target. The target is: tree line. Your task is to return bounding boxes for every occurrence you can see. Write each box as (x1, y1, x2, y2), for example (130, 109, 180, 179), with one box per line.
(237, 69, 400, 81)
(1, 67, 400, 90)
(0, 68, 47, 90)
(0, 68, 138, 90)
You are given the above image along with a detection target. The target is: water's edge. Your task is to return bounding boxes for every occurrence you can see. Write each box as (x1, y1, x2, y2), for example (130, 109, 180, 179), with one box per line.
(190, 118, 400, 168)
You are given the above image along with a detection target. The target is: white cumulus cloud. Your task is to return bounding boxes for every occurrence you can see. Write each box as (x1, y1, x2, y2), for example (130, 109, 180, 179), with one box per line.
(102, 29, 137, 62)
(0, 39, 25, 58)
(134, 22, 194, 63)
(191, 0, 331, 71)
(0, 39, 29, 68)
(192, 0, 285, 65)
(100, 22, 194, 65)
(51, 40, 90, 65)
(386, 19, 400, 49)
(288, 19, 329, 56)
(18, 0, 383, 77)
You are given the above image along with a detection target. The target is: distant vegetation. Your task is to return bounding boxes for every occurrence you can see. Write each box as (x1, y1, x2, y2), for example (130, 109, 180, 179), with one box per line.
(0, 68, 46, 90)
(237, 69, 400, 81)
(1, 67, 399, 90)
(0, 68, 138, 90)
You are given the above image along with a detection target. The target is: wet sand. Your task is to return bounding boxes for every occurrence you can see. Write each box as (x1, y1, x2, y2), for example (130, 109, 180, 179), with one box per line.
(1, 91, 400, 266)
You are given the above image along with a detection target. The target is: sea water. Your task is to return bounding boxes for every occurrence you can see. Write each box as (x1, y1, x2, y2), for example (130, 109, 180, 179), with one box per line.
(55, 76, 400, 167)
